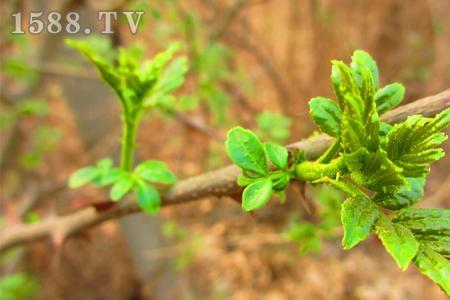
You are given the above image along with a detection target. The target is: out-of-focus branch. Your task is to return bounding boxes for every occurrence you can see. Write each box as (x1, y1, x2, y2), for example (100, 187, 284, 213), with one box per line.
(171, 110, 226, 141)
(0, 89, 449, 251)
(225, 28, 291, 115)
(210, 0, 250, 39)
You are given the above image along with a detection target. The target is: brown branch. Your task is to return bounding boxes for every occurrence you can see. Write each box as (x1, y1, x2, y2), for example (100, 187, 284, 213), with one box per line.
(171, 111, 226, 141)
(1, 89, 449, 251)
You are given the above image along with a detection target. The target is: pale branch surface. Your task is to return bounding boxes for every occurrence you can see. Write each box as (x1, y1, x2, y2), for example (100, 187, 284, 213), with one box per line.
(1, 89, 449, 251)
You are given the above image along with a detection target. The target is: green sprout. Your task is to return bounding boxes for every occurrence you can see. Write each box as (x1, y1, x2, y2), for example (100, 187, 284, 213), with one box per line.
(67, 39, 188, 214)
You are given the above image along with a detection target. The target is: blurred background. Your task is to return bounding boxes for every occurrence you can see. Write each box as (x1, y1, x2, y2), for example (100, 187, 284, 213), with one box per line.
(0, 0, 449, 299)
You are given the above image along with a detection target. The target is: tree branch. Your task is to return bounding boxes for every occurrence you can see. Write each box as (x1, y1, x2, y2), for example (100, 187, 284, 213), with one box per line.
(1, 89, 449, 251)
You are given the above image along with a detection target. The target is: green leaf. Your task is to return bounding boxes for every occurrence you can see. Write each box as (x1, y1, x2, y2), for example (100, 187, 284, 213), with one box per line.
(419, 237, 450, 256)
(96, 158, 113, 170)
(375, 215, 419, 270)
(143, 56, 189, 108)
(69, 167, 100, 188)
(66, 39, 122, 99)
(308, 97, 342, 137)
(374, 83, 405, 115)
(332, 58, 380, 152)
(413, 246, 450, 295)
(110, 175, 135, 201)
(226, 127, 268, 175)
(256, 112, 292, 143)
(134, 160, 176, 184)
(341, 196, 379, 249)
(373, 177, 425, 209)
(135, 181, 160, 215)
(350, 50, 379, 89)
(264, 142, 288, 169)
(397, 216, 449, 235)
(98, 169, 127, 186)
(385, 109, 450, 177)
(0, 273, 39, 300)
(344, 148, 405, 192)
(393, 208, 450, 235)
(351, 52, 377, 102)
(237, 173, 256, 187)
(341, 113, 366, 152)
(242, 178, 273, 211)
(331, 60, 360, 110)
(394, 208, 450, 221)
(270, 172, 290, 191)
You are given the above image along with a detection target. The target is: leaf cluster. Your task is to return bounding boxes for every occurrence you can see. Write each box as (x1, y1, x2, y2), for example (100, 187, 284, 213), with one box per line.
(69, 159, 175, 215)
(67, 40, 186, 215)
(225, 50, 450, 294)
(225, 127, 297, 211)
(66, 39, 188, 113)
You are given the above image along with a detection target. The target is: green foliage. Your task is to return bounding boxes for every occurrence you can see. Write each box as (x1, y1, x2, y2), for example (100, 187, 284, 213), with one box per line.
(375, 215, 419, 270)
(225, 49, 450, 294)
(341, 196, 379, 249)
(373, 177, 425, 209)
(19, 126, 61, 169)
(284, 222, 322, 254)
(162, 221, 203, 270)
(0, 273, 39, 300)
(343, 148, 405, 192)
(69, 158, 176, 214)
(413, 246, 450, 295)
(0, 100, 60, 170)
(135, 181, 161, 215)
(256, 112, 292, 143)
(146, 1, 249, 125)
(134, 160, 177, 184)
(226, 127, 294, 211)
(241, 178, 273, 211)
(1, 34, 38, 86)
(67, 40, 185, 214)
(309, 97, 342, 137)
(284, 186, 342, 254)
(264, 142, 288, 170)
(385, 109, 449, 177)
(374, 83, 405, 115)
(66, 39, 188, 113)
(226, 127, 268, 176)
